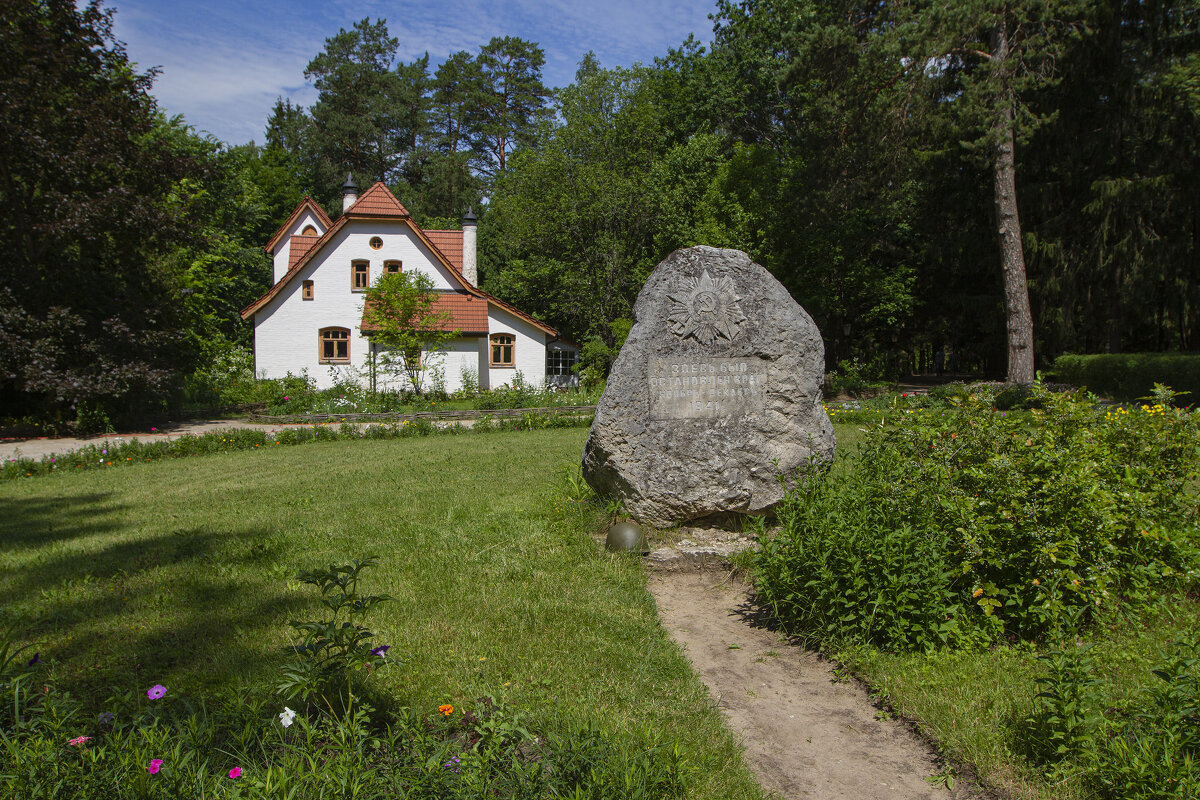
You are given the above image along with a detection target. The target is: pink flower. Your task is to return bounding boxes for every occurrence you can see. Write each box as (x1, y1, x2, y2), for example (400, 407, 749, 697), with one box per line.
(67, 735, 91, 746)
(147, 684, 166, 700)
(228, 766, 243, 779)
(148, 759, 163, 774)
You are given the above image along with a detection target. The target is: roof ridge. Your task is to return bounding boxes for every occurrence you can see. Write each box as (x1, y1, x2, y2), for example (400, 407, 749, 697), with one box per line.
(344, 181, 410, 217)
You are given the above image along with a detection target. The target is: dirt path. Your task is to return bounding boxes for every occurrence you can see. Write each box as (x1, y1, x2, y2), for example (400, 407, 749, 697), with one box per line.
(650, 569, 970, 800)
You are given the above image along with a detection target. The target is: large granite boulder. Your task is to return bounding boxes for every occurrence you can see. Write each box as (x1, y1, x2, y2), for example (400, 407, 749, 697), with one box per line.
(582, 246, 834, 526)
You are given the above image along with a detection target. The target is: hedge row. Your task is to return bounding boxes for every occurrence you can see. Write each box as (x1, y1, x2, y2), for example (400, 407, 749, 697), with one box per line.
(1, 413, 593, 482)
(1050, 353, 1200, 403)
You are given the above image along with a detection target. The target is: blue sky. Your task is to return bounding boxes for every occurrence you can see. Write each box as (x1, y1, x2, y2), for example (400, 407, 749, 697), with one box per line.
(108, 0, 718, 145)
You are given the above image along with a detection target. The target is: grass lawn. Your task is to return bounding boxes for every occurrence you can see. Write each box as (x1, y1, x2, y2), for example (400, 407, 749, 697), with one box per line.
(1, 427, 781, 799)
(842, 594, 1200, 800)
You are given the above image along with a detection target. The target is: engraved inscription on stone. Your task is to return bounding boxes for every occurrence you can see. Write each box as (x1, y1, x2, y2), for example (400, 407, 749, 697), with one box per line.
(648, 357, 767, 419)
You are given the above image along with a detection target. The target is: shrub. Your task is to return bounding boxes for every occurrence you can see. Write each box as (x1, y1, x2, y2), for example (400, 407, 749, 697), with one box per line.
(751, 386, 1200, 651)
(1051, 353, 1200, 404)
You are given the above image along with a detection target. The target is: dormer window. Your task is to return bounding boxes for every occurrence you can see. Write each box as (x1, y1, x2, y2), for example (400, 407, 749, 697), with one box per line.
(385, 260, 401, 275)
(302, 280, 314, 300)
(301, 225, 318, 236)
(352, 260, 369, 291)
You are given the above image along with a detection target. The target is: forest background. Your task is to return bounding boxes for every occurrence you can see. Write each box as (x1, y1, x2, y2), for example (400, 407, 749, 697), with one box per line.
(1, 0, 1198, 426)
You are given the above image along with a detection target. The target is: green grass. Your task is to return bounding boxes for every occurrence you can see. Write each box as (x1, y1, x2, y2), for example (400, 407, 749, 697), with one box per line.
(841, 595, 1200, 800)
(0, 428, 771, 799)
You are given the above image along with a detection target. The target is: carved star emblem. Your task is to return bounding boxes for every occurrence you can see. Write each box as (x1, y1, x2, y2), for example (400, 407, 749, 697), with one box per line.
(666, 270, 747, 345)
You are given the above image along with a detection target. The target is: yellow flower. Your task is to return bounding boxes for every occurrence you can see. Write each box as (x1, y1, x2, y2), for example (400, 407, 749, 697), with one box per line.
(438, 704, 454, 716)
(972, 588, 983, 598)
(1032, 579, 1040, 586)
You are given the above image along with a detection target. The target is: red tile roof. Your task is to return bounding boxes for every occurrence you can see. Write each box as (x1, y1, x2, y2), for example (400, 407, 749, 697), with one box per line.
(287, 235, 320, 270)
(345, 182, 410, 217)
(360, 291, 489, 335)
(263, 197, 331, 253)
(424, 230, 463, 273)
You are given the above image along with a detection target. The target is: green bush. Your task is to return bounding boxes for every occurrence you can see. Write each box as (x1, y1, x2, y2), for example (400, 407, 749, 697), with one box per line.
(751, 386, 1200, 651)
(1051, 353, 1200, 404)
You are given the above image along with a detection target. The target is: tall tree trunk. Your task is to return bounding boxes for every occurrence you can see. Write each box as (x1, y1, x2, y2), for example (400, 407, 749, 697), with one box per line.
(991, 22, 1036, 384)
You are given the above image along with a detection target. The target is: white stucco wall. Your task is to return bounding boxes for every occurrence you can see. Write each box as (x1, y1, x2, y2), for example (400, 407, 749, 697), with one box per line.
(373, 336, 482, 394)
(254, 219, 467, 389)
(270, 209, 328, 283)
(482, 305, 549, 390)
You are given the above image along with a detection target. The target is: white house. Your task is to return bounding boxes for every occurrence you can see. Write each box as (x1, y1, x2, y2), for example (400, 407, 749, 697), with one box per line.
(241, 177, 578, 393)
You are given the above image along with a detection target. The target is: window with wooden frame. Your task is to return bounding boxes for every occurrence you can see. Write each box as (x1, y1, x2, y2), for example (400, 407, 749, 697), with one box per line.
(352, 260, 369, 291)
(302, 280, 314, 300)
(546, 348, 577, 376)
(301, 225, 318, 235)
(369, 236, 383, 250)
(319, 327, 350, 363)
(384, 260, 401, 275)
(490, 333, 515, 367)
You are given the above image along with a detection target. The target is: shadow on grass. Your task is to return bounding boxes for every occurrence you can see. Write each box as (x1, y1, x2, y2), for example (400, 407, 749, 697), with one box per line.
(0, 495, 307, 700)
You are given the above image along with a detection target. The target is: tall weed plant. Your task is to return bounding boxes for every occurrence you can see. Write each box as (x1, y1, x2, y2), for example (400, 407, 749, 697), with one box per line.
(752, 385, 1200, 651)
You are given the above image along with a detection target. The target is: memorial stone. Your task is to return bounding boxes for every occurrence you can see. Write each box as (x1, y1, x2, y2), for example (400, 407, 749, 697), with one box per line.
(582, 246, 835, 526)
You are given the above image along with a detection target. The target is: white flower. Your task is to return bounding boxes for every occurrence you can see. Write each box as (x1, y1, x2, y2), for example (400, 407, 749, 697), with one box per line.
(279, 707, 296, 728)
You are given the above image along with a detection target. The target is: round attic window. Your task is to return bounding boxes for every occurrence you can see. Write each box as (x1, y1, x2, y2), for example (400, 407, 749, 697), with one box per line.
(301, 225, 317, 236)
(369, 236, 383, 250)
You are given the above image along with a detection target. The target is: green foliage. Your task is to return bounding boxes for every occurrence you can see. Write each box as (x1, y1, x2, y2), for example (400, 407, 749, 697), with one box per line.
(1011, 635, 1200, 799)
(360, 270, 457, 394)
(1, 413, 595, 483)
(1018, 638, 1104, 765)
(751, 386, 1200, 651)
(1051, 353, 1200, 404)
(278, 557, 392, 706)
(825, 357, 894, 397)
(0, 594, 690, 800)
(1094, 637, 1200, 798)
(0, 1, 212, 425)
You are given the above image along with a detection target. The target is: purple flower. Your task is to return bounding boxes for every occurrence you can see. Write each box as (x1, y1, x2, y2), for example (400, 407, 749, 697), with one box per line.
(147, 684, 166, 700)
(148, 759, 163, 774)
(443, 755, 461, 773)
(27, 652, 41, 666)
(98, 712, 114, 724)
(370, 645, 390, 658)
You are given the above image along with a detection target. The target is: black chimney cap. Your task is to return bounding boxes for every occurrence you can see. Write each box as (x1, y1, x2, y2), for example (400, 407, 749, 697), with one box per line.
(342, 173, 359, 193)
(462, 205, 478, 224)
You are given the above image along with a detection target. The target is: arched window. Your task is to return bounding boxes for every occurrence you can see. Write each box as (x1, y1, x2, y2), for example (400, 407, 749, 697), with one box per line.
(319, 327, 350, 363)
(301, 225, 318, 236)
(490, 333, 514, 367)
